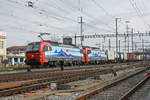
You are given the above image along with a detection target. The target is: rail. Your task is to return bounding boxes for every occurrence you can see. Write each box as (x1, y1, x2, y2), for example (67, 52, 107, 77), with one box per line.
(75, 68, 146, 100)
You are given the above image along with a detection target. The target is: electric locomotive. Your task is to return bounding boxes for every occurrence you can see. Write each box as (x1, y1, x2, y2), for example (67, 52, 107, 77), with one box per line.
(25, 41, 107, 67)
(25, 41, 87, 67)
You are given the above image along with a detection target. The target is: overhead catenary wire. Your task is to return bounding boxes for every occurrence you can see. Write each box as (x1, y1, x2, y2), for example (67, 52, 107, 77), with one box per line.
(66, 0, 114, 32)
(40, 0, 76, 21)
(140, 0, 148, 12)
(59, 0, 116, 32)
(38, 0, 118, 30)
(128, 0, 150, 29)
(2, 0, 79, 34)
(4, 0, 66, 23)
(44, 0, 114, 33)
(91, 0, 113, 18)
(7, 0, 93, 35)
(83, 11, 116, 31)
(58, 0, 111, 32)
(137, 0, 150, 27)
(5, 0, 150, 32)
(7, 0, 77, 23)
(4, 0, 150, 38)
(0, 11, 75, 33)
(90, 0, 126, 32)
(85, 23, 115, 33)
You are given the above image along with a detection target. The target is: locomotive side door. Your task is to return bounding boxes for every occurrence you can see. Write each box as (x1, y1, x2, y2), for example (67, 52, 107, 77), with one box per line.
(43, 46, 52, 62)
(80, 47, 86, 63)
(85, 48, 91, 63)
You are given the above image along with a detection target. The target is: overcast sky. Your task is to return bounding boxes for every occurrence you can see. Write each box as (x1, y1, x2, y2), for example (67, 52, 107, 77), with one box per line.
(0, 0, 150, 51)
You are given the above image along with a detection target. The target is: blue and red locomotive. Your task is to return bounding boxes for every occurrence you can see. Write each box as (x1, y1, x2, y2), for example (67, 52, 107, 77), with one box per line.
(25, 41, 107, 67)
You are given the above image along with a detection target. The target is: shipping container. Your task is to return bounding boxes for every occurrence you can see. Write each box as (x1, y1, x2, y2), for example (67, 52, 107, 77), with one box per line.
(139, 55, 143, 60)
(133, 54, 136, 61)
(124, 53, 128, 61)
(119, 53, 124, 61)
(147, 55, 150, 60)
(127, 53, 134, 61)
(143, 55, 150, 61)
(136, 55, 140, 61)
(107, 50, 116, 61)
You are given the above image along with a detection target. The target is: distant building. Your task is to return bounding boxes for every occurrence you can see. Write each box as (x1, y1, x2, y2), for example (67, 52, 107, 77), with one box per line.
(0, 32, 6, 64)
(7, 46, 27, 55)
(7, 46, 27, 65)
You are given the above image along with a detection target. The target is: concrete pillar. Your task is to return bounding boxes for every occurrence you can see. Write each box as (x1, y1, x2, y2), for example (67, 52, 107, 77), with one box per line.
(23, 58, 25, 64)
(18, 58, 20, 64)
(12, 58, 14, 65)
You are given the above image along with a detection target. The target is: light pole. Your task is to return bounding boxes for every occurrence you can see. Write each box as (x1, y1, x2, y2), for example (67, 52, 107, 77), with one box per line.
(116, 18, 121, 60)
(78, 16, 84, 46)
(131, 28, 134, 52)
(125, 21, 130, 53)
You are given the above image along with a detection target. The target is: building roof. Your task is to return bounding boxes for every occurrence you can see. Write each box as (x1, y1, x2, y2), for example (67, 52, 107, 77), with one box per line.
(7, 46, 27, 50)
(7, 53, 25, 57)
(0, 36, 6, 39)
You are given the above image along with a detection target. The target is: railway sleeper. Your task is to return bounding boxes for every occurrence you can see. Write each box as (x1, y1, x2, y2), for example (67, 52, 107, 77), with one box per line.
(0, 67, 140, 97)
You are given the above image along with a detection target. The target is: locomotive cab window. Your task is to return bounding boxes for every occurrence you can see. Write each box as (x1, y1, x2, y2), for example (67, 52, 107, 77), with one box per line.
(88, 50, 91, 54)
(27, 42, 40, 52)
(48, 46, 52, 51)
(43, 46, 52, 52)
(80, 49, 86, 54)
(80, 49, 83, 54)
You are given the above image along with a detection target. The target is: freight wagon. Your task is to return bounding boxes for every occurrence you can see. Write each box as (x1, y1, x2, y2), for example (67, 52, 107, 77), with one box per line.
(118, 53, 124, 62)
(106, 50, 116, 63)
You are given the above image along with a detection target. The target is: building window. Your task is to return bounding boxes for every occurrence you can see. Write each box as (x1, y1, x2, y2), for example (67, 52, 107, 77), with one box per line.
(0, 41, 4, 49)
(20, 58, 24, 62)
(8, 58, 12, 64)
(14, 58, 18, 64)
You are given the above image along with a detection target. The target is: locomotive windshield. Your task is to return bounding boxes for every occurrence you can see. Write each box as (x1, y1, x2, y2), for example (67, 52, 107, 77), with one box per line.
(27, 42, 40, 52)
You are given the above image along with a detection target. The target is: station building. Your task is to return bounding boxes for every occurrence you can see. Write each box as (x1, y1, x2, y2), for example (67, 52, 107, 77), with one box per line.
(0, 32, 6, 64)
(7, 46, 27, 65)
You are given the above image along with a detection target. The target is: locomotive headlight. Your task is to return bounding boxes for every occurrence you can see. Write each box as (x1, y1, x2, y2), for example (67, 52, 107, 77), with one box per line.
(39, 54, 42, 58)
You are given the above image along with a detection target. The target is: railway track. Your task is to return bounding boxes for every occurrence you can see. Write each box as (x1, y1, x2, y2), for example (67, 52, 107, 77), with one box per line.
(0, 68, 114, 83)
(0, 64, 138, 83)
(0, 61, 144, 82)
(0, 67, 119, 96)
(119, 71, 150, 100)
(0, 62, 148, 98)
(75, 67, 148, 100)
(0, 66, 142, 97)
